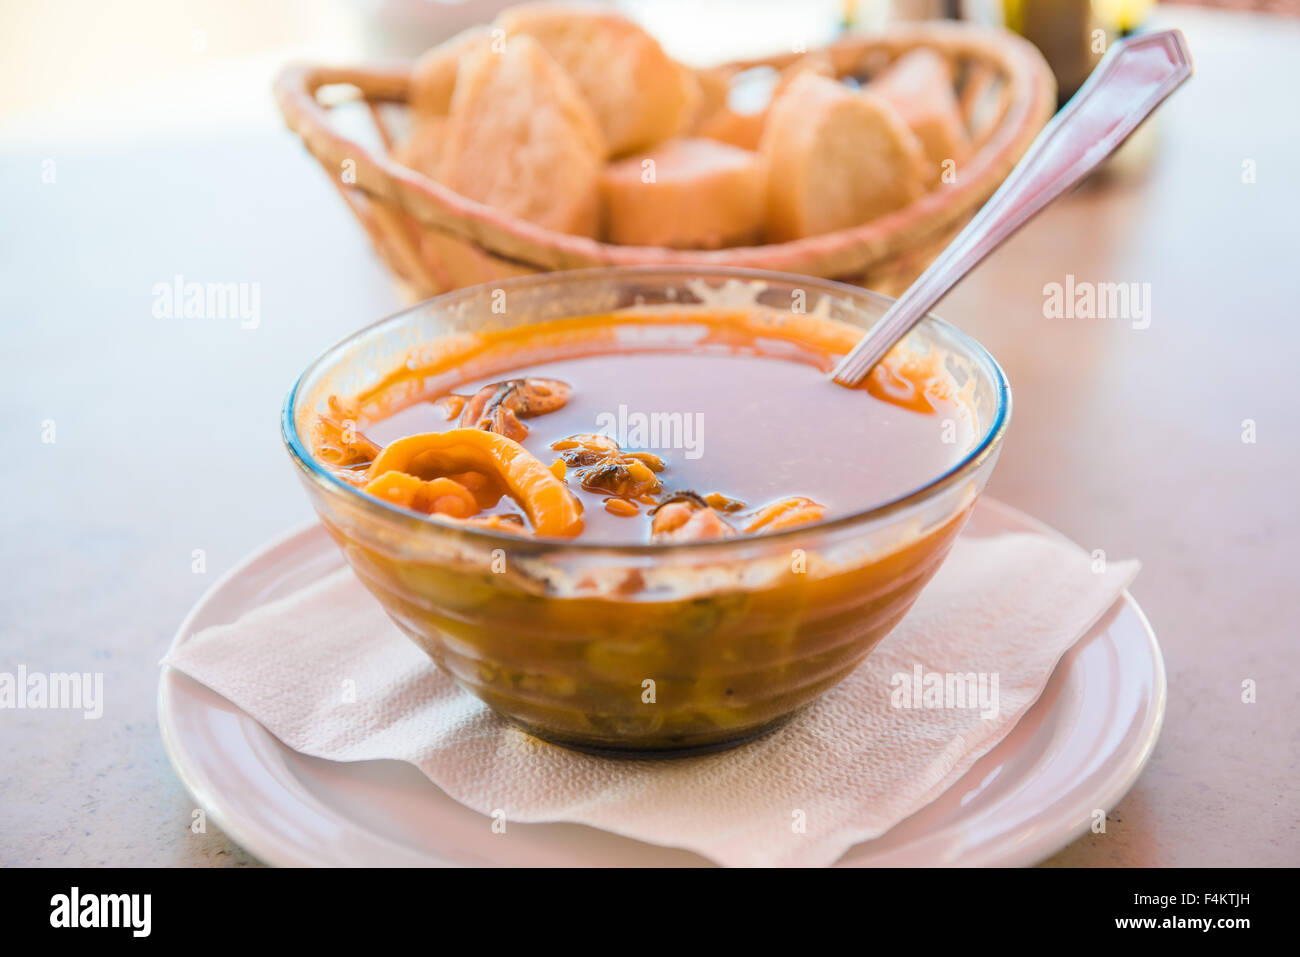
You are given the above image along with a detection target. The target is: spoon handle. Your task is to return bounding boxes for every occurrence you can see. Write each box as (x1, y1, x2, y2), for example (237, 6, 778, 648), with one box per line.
(830, 29, 1194, 387)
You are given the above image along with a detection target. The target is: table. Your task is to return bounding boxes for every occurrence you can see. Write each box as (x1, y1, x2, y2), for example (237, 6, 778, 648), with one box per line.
(1, 2, 1295, 867)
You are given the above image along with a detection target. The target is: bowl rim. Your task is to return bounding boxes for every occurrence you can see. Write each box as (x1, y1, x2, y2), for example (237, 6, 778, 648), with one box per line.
(281, 265, 1011, 555)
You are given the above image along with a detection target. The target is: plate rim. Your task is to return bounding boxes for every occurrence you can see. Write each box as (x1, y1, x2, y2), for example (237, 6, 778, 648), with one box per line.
(157, 500, 1166, 867)
(853, 498, 1168, 867)
(853, 593, 1165, 868)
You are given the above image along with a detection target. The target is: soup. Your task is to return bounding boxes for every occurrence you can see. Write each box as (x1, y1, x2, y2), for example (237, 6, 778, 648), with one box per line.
(311, 310, 976, 544)
(292, 300, 994, 753)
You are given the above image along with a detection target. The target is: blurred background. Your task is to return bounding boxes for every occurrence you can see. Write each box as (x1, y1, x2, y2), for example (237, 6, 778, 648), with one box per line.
(2, 1, 1297, 867)
(5, 0, 1296, 144)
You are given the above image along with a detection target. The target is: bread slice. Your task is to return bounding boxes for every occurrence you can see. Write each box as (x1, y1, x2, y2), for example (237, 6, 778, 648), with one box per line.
(869, 49, 970, 185)
(439, 35, 605, 237)
(601, 138, 764, 249)
(694, 108, 767, 152)
(494, 2, 698, 156)
(408, 26, 494, 116)
(775, 51, 836, 97)
(760, 73, 927, 241)
(694, 54, 835, 152)
(689, 67, 731, 132)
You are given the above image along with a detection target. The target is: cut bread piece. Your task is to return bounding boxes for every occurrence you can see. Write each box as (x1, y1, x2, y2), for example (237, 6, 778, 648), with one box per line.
(393, 114, 448, 180)
(695, 108, 767, 152)
(439, 35, 605, 237)
(690, 68, 732, 131)
(494, 2, 698, 156)
(408, 26, 494, 116)
(775, 51, 836, 97)
(760, 73, 927, 242)
(869, 49, 970, 185)
(694, 54, 835, 152)
(601, 138, 764, 249)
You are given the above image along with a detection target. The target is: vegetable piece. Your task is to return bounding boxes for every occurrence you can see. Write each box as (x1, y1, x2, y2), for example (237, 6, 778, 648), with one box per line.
(745, 496, 827, 533)
(650, 491, 736, 542)
(366, 429, 584, 538)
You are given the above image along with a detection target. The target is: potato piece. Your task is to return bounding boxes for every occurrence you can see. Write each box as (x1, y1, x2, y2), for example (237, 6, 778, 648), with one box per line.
(760, 73, 928, 241)
(601, 138, 765, 249)
(869, 49, 970, 185)
(494, 2, 699, 156)
(439, 35, 605, 237)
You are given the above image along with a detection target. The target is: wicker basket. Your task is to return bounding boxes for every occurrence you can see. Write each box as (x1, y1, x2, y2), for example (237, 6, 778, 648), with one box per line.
(274, 21, 1056, 299)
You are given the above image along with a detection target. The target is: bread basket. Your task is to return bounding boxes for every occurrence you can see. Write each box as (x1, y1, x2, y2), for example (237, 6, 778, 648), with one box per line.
(274, 21, 1056, 298)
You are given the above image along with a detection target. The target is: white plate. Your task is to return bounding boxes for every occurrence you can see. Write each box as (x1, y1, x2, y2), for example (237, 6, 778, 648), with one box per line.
(158, 498, 1165, 867)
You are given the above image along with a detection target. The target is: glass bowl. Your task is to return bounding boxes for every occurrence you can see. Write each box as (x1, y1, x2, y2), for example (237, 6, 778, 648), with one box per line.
(282, 266, 1010, 755)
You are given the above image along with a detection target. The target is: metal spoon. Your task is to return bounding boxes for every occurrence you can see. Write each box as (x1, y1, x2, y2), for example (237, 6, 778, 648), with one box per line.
(830, 29, 1194, 387)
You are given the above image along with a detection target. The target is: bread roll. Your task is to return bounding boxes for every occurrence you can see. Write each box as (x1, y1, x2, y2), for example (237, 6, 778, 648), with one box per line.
(775, 52, 836, 97)
(694, 54, 835, 152)
(439, 35, 605, 237)
(601, 138, 764, 249)
(690, 68, 731, 131)
(408, 26, 494, 116)
(393, 114, 447, 180)
(694, 108, 767, 152)
(870, 49, 970, 184)
(760, 73, 927, 241)
(494, 3, 698, 156)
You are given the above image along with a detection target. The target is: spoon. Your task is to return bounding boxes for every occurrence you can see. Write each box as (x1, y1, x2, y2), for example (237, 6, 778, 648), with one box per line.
(830, 29, 1194, 387)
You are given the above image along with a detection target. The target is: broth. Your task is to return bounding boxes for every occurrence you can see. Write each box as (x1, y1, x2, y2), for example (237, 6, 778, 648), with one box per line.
(312, 311, 977, 544)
